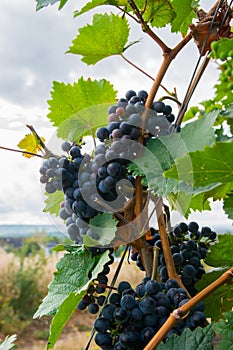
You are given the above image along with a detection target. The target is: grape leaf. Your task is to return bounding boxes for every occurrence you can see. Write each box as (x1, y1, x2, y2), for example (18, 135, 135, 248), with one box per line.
(183, 106, 199, 122)
(163, 110, 217, 158)
(33, 247, 95, 318)
(57, 103, 112, 142)
(143, 0, 176, 28)
(34, 248, 110, 318)
(74, 0, 128, 17)
(223, 193, 233, 220)
(45, 250, 111, 348)
(84, 213, 118, 246)
(47, 291, 86, 349)
(205, 234, 233, 268)
(67, 13, 132, 65)
(168, 191, 211, 218)
(195, 269, 233, 322)
(171, 0, 197, 35)
(47, 78, 117, 127)
(211, 38, 233, 60)
(0, 334, 17, 350)
(203, 183, 233, 202)
(129, 111, 217, 196)
(43, 191, 64, 216)
(17, 133, 45, 158)
(156, 324, 214, 350)
(35, 0, 68, 10)
(164, 142, 233, 187)
(52, 244, 82, 253)
(213, 311, 233, 350)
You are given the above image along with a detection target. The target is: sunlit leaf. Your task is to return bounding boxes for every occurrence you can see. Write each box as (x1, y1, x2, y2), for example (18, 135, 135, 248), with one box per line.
(17, 133, 45, 158)
(164, 142, 233, 187)
(223, 193, 233, 220)
(47, 78, 117, 128)
(143, 0, 175, 28)
(84, 213, 118, 246)
(68, 13, 132, 65)
(171, 0, 197, 34)
(35, 0, 68, 10)
(43, 191, 64, 216)
(74, 0, 128, 17)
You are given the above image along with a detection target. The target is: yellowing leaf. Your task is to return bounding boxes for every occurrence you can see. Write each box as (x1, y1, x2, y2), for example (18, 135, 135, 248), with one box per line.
(17, 134, 45, 158)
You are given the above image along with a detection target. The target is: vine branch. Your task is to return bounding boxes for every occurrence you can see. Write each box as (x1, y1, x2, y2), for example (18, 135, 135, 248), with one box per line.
(154, 196, 191, 297)
(0, 145, 44, 158)
(144, 266, 233, 350)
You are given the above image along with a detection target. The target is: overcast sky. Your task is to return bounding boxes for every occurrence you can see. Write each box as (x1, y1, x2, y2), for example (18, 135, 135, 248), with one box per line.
(0, 0, 232, 233)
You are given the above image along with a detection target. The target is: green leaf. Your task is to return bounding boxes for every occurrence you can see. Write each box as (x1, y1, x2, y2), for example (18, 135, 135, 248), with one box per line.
(195, 269, 233, 322)
(213, 311, 233, 350)
(47, 291, 86, 349)
(0, 335, 17, 350)
(43, 191, 64, 216)
(67, 13, 131, 65)
(143, 0, 176, 28)
(167, 110, 217, 157)
(129, 111, 217, 196)
(211, 38, 233, 60)
(183, 106, 199, 122)
(157, 324, 214, 350)
(47, 78, 117, 127)
(52, 244, 81, 253)
(223, 193, 233, 219)
(36, 0, 59, 10)
(74, 0, 128, 17)
(84, 213, 118, 246)
(168, 191, 211, 218)
(45, 250, 110, 348)
(205, 234, 233, 268)
(164, 142, 233, 187)
(33, 247, 95, 318)
(57, 103, 112, 142)
(171, 0, 197, 35)
(35, 0, 68, 10)
(58, 0, 68, 9)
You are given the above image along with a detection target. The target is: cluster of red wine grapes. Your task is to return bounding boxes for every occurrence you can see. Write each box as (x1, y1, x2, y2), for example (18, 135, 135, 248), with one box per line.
(77, 248, 114, 314)
(93, 278, 207, 349)
(39, 89, 176, 244)
(39, 142, 92, 242)
(131, 221, 217, 296)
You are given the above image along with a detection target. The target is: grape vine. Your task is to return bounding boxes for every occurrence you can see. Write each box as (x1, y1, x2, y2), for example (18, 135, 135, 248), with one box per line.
(1, 0, 232, 349)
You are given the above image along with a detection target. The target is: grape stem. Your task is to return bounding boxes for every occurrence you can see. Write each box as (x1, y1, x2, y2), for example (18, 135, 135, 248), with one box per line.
(151, 246, 160, 281)
(93, 282, 117, 291)
(126, 0, 170, 53)
(153, 196, 191, 297)
(144, 266, 233, 350)
(26, 124, 54, 157)
(120, 53, 154, 81)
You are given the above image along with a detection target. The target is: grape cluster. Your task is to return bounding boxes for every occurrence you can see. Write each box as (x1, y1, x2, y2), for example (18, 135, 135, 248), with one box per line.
(39, 89, 177, 244)
(77, 248, 114, 314)
(97, 89, 176, 143)
(131, 221, 217, 296)
(93, 278, 207, 349)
